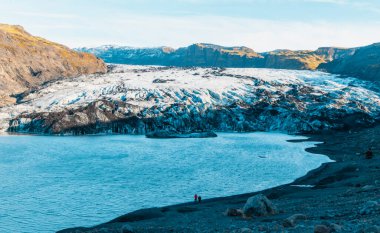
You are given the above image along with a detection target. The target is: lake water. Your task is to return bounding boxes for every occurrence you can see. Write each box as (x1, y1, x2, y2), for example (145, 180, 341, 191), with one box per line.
(0, 133, 331, 233)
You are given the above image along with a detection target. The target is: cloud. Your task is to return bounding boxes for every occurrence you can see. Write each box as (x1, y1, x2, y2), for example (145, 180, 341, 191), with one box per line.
(1, 0, 378, 51)
(14, 11, 78, 19)
(304, 0, 380, 14)
(48, 14, 379, 51)
(304, 0, 347, 4)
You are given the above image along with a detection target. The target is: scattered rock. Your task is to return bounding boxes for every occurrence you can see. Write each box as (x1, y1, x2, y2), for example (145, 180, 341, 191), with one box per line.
(329, 223, 343, 232)
(359, 200, 380, 215)
(232, 228, 253, 233)
(361, 185, 376, 191)
(242, 194, 278, 217)
(225, 208, 243, 217)
(121, 224, 134, 233)
(152, 78, 175, 83)
(362, 225, 380, 233)
(314, 224, 331, 233)
(282, 214, 307, 227)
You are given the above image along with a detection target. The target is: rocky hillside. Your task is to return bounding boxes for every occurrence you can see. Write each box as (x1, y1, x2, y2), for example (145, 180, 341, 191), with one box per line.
(319, 43, 380, 82)
(0, 24, 107, 107)
(168, 43, 264, 67)
(77, 43, 355, 71)
(3, 65, 380, 135)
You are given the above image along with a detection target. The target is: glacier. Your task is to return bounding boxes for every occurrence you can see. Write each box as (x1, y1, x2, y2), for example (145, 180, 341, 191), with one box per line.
(2, 65, 380, 135)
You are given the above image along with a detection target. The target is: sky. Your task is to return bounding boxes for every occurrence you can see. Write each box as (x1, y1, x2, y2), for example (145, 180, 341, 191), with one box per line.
(0, 0, 380, 51)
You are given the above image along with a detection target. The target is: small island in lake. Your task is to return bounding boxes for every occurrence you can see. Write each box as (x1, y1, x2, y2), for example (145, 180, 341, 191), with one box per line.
(146, 130, 217, 139)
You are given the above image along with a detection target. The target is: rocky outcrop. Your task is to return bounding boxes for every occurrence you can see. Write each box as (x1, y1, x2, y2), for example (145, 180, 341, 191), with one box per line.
(314, 47, 356, 61)
(0, 23, 107, 107)
(318, 43, 380, 82)
(262, 50, 326, 70)
(169, 43, 264, 67)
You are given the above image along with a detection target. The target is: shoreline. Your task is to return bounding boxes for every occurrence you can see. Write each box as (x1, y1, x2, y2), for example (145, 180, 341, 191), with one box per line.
(58, 126, 379, 232)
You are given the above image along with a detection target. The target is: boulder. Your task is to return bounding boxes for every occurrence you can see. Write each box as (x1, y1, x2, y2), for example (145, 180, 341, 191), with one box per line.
(329, 223, 343, 232)
(359, 225, 380, 233)
(242, 194, 278, 217)
(225, 208, 243, 217)
(359, 200, 380, 215)
(314, 225, 331, 233)
(121, 224, 134, 233)
(282, 214, 307, 227)
(232, 228, 253, 233)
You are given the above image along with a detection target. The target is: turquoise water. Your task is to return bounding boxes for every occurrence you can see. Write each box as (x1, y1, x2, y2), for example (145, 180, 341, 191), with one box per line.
(0, 133, 331, 233)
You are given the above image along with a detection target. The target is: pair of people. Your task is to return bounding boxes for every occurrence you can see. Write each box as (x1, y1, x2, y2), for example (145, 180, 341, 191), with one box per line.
(194, 194, 202, 203)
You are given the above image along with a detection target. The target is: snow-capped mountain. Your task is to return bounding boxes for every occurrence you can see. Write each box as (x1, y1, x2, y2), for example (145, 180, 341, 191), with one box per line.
(77, 43, 358, 72)
(3, 65, 380, 135)
(76, 45, 174, 65)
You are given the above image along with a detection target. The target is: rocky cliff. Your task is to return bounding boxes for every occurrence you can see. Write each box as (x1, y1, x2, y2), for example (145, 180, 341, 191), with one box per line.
(168, 43, 264, 67)
(318, 43, 380, 82)
(0, 24, 107, 107)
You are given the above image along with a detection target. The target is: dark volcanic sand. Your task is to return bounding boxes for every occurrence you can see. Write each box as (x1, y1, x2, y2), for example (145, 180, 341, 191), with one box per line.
(58, 126, 380, 233)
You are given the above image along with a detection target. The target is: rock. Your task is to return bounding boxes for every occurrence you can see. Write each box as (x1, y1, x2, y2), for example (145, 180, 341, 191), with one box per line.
(232, 228, 253, 233)
(314, 225, 331, 233)
(282, 214, 307, 227)
(329, 223, 343, 232)
(357, 226, 380, 233)
(225, 208, 243, 217)
(239, 228, 253, 233)
(121, 224, 134, 233)
(242, 194, 278, 217)
(363, 226, 380, 233)
(359, 200, 380, 215)
(361, 185, 376, 191)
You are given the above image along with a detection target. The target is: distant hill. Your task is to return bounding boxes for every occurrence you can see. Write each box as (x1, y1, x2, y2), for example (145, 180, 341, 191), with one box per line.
(77, 43, 357, 71)
(0, 24, 107, 107)
(319, 43, 380, 82)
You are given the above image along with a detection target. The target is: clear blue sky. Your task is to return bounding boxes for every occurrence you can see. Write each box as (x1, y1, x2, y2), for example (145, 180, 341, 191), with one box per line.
(1, 0, 380, 51)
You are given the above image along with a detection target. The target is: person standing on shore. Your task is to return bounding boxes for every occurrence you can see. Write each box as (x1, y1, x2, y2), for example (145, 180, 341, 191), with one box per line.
(194, 194, 198, 202)
(365, 148, 373, 159)
(198, 195, 202, 203)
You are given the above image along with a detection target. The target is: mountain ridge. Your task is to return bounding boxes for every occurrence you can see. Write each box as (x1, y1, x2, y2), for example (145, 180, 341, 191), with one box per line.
(77, 43, 380, 81)
(75, 43, 354, 70)
(0, 23, 107, 107)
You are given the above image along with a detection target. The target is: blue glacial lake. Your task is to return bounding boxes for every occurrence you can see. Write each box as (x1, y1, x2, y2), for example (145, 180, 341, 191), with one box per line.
(0, 133, 331, 233)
